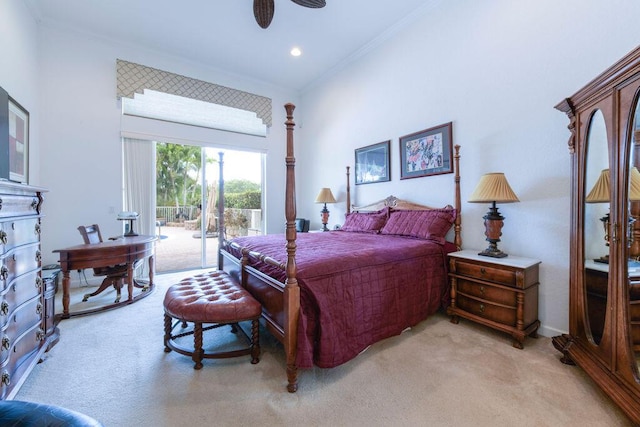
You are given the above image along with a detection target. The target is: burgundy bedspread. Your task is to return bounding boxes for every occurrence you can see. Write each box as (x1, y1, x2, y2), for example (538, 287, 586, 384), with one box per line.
(227, 231, 455, 369)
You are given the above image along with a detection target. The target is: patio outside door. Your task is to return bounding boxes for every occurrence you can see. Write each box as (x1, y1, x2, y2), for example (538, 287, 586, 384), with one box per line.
(154, 144, 263, 273)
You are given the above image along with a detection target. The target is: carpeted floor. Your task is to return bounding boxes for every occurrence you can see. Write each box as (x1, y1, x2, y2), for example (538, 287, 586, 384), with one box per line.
(16, 271, 633, 426)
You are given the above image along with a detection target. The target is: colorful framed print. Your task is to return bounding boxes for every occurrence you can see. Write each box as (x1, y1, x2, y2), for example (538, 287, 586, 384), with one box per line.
(399, 122, 453, 180)
(8, 97, 28, 184)
(355, 140, 391, 185)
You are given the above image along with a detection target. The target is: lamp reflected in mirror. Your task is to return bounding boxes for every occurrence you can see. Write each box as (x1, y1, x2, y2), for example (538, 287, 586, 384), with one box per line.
(586, 167, 640, 263)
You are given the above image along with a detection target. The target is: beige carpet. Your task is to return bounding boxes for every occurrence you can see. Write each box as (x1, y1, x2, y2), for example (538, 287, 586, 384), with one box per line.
(17, 271, 632, 426)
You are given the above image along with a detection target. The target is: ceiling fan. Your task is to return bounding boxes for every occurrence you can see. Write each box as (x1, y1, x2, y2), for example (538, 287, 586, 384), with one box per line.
(253, 0, 326, 29)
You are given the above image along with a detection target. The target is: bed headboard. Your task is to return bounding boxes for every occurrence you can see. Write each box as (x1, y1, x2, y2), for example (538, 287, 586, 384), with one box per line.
(351, 195, 448, 212)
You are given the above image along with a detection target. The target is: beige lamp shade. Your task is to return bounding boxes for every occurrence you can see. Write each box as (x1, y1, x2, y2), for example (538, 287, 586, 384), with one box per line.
(315, 188, 337, 204)
(586, 169, 610, 203)
(586, 168, 640, 202)
(468, 173, 519, 203)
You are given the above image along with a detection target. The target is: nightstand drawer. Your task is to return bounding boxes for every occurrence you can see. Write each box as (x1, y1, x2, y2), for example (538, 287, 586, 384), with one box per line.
(457, 294, 516, 326)
(450, 257, 539, 289)
(457, 278, 516, 306)
(452, 259, 517, 287)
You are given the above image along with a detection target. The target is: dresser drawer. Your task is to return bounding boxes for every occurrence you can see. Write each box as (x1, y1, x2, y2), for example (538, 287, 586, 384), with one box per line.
(0, 244, 40, 288)
(0, 295, 42, 356)
(457, 278, 516, 306)
(0, 324, 43, 400)
(0, 218, 40, 252)
(0, 193, 40, 220)
(0, 272, 42, 324)
(457, 294, 516, 326)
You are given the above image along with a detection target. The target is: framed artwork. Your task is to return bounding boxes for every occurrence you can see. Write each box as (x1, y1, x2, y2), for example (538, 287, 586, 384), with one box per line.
(355, 140, 391, 185)
(399, 122, 453, 180)
(8, 97, 28, 184)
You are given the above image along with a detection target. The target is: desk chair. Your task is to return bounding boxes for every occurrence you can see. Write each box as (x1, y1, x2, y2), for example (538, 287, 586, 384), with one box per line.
(77, 224, 129, 303)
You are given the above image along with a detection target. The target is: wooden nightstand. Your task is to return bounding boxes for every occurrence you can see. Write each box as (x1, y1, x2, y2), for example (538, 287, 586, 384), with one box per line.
(446, 250, 541, 349)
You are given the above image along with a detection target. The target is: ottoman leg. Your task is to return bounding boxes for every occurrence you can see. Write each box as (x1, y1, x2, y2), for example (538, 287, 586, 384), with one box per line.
(163, 313, 172, 353)
(193, 322, 204, 370)
(250, 318, 260, 364)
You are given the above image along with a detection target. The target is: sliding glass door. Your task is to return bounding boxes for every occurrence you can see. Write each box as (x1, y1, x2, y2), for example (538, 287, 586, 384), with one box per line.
(154, 143, 263, 273)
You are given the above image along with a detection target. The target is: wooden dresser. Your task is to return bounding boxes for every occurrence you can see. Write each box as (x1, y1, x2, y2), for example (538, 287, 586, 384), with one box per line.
(0, 181, 56, 399)
(447, 250, 540, 348)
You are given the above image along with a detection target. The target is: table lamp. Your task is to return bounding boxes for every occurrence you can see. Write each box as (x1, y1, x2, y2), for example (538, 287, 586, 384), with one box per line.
(468, 172, 520, 258)
(315, 188, 336, 232)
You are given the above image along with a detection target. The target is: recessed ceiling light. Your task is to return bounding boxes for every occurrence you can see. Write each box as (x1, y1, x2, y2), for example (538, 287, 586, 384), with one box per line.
(290, 47, 302, 57)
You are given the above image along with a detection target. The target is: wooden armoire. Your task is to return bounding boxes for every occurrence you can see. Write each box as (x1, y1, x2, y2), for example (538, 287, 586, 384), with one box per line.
(553, 46, 640, 423)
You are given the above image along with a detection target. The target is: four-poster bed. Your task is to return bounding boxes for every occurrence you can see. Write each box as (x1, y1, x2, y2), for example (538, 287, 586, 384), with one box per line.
(218, 103, 462, 392)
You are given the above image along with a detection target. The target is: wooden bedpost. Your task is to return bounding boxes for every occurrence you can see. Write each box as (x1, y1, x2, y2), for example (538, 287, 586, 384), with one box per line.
(217, 151, 225, 268)
(453, 144, 462, 250)
(346, 166, 351, 215)
(283, 103, 300, 393)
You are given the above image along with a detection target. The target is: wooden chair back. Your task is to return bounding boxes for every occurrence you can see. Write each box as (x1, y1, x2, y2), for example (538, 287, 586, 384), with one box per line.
(78, 224, 103, 245)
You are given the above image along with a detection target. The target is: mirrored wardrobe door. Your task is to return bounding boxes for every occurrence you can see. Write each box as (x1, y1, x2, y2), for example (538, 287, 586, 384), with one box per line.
(583, 109, 610, 346)
(627, 95, 640, 372)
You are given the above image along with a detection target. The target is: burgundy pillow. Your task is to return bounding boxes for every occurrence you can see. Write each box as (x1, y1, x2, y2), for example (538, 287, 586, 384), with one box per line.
(341, 208, 389, 233)
(380, 208, 456, 243)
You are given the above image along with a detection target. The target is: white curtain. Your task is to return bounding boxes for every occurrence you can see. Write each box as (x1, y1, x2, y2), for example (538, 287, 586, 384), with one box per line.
(122, 138, 156, 237)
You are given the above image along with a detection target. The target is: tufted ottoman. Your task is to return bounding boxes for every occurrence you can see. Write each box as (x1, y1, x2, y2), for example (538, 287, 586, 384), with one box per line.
(163, 270, 261, 369)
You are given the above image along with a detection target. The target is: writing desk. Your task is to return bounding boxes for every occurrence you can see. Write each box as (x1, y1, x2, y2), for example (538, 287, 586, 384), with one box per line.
(53, 235, 156, 318)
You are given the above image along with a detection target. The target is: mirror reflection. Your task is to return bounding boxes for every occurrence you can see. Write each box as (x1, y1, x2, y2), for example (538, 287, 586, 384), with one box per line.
(584, 109, 609, 346)
(628, 98, 640, 366)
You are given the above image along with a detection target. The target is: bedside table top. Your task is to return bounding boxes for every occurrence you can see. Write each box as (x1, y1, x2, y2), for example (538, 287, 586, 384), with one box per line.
(449, 249, 541, 269)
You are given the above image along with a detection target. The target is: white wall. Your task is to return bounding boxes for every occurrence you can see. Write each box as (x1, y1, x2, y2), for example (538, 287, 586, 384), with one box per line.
(34, 24, 298, 266)
(0, 0, 41, 184)
(296, 0, 640, 336)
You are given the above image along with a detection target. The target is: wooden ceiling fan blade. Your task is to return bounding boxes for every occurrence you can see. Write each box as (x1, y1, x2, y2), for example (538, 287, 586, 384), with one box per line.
(254, 0, 275, 28)
(291, 0, 326, 8)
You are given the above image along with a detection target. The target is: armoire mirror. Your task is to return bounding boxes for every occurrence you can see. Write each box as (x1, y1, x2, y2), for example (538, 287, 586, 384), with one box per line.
(583, 110, 609, 346)
(553, 45, 640, 423)
(627, 95, 640, 369)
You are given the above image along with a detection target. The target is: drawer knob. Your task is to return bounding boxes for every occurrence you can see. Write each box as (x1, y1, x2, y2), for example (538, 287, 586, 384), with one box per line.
(1, 371, 10, 386)
(480, 267, 486, 275)
(36, 329, 45, 342)
(1, 337, 9, 350)
(0, 266, 7, 281)
(480, 286, 485, 295)
(36, 303, 43, 316)
(35, 222, 41, 236)
(0, 230, 6, 245)
(35, 276, 43, 289)
(35, 250, 42, 263)
(0, 302, 8, 316)
(479, 304, 485, 313)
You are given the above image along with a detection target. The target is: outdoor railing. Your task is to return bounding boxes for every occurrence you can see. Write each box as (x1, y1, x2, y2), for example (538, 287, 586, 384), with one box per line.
(156, 206, 262, 234)
(156, 206, 200, 222)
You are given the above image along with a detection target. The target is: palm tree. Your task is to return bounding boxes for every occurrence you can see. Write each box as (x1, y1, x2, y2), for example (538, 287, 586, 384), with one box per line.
(156, 143, 202, 210)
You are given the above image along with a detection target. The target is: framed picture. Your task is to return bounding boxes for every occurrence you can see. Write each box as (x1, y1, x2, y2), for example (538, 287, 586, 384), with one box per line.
(399, 122, 453, 180)
(8, 97, 28, 184)
(355, 140, 391, 185)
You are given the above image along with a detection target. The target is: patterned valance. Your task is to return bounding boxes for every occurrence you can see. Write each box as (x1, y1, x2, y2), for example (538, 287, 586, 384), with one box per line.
(116, 59, 272, 127)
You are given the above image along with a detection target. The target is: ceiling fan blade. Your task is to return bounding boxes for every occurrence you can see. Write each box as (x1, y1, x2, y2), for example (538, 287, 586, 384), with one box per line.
(254, 0, 275, 28)
(291, 0, 326, 8)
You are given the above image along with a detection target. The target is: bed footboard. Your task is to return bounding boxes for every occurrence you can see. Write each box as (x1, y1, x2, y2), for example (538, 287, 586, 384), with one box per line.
(219, 248, 286, 340)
